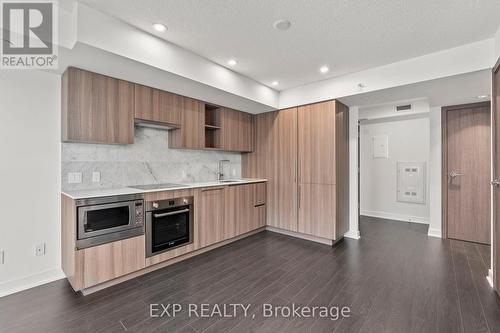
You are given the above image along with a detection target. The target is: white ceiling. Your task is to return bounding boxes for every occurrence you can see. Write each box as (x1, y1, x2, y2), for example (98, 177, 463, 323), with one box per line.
(78, 0, 500, 90)
(339, 70, 491, 108)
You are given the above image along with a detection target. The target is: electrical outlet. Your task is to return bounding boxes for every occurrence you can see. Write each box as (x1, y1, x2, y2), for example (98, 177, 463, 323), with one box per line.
(232, 169, 236, 177)
(0, 250, 4, 264)
(92, 171, 101, 183)
(35, 243, 45, 256)
(68, 172, 82, 184)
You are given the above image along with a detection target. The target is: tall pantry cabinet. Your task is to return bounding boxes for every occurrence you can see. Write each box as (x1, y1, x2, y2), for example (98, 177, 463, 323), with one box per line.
(242, 100, 349, 242)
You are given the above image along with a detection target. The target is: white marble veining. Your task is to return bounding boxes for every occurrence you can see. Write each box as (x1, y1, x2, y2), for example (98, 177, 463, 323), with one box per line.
(61, 178, 267, 200)
(62, 126, 242, 191)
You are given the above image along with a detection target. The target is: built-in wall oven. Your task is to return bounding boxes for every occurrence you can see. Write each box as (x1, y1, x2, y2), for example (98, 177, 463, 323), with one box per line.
(76, 194, 144, 249)
(145, 197, 193, 257)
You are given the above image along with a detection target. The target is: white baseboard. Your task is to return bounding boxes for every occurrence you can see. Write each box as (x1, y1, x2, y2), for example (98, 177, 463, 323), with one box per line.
(0, 268, 65, 298)
(487, 269, 494, 288)
(265, 226, 333, 246)
(361, 210, 429, 224)
(344, 229, 361, 240)
(427, 227, 442, 238)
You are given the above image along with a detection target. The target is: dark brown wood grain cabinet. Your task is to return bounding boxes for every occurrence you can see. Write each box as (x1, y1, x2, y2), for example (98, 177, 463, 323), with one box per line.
(61, 67, 135, 144)
(134, 84, 182, 126)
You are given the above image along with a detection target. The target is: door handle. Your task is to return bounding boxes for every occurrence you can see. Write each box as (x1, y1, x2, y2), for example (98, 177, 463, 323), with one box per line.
(154, 209, 190, 218)
(491, 179, 500, 187)
(449, 170, 463, 178)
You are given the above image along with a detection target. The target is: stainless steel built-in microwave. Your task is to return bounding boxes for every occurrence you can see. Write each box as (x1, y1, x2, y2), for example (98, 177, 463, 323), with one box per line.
(76, 194, 144, 249)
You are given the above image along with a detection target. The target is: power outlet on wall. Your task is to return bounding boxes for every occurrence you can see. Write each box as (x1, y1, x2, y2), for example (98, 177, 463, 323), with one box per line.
(0, 250, 4, 264)
(68, 172, 82, 184)
(92, 171, 101, 183)
(35, 243, 46, 256)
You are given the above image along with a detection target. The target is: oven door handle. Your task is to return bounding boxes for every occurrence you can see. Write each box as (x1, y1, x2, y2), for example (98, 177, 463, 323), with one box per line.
(154, 208, 190, 218)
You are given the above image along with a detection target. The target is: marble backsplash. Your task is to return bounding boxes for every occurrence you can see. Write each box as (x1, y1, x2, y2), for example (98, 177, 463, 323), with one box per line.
(61, 126, 242, 191)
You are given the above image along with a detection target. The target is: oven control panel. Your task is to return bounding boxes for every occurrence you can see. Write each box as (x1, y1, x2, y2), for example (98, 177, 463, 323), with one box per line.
(135, 201, 144, 226)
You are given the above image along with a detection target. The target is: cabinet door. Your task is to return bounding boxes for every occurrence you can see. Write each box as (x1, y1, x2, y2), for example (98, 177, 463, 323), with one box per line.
(298, 184, 336, 239)
(62, 67, 134, 144)
(221, 108, 254, 152)
(134, 85, 182, 126)
(225, 184, 255, 236)
(239, 111, 254, 152)
(198, 187, 226, 247)
(82, 235, 145, 288)
(275, 108, 298, 231)
(169, 97, 205, 149)
(298, 101, 336, 184)
(154, 90, 182, 125)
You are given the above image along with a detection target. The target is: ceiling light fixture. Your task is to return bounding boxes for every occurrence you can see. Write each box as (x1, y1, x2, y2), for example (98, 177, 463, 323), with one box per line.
(477, 94, 490, 99)
(273, 19, 292, 31)
(153, 23, 167, 32)
(319, 66, 329, 73)
(228, 59, 238, 66)
(271, 81, 279, 86)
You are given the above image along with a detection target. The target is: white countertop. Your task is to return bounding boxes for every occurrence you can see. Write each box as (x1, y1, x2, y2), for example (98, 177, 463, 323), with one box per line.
(61, 178, 267, 200)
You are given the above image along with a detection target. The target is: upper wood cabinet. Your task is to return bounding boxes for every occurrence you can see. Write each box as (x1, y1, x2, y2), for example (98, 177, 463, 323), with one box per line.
(134, 84, 182, 126)
(298, 101, 336, 185)
(169, 97, 205, 149)
(61, 67, 134, 144)
(221, 108, 254, 152)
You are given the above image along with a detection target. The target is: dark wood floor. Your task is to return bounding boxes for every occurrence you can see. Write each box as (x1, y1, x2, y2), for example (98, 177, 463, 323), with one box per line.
(1, 216, 499, 333)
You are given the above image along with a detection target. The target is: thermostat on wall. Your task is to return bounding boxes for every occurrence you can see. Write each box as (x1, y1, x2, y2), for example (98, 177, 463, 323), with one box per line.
(372, 135, 388, 159)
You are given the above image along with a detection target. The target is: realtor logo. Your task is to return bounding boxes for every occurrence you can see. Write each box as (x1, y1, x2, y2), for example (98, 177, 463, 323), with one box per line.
(1, 1, 58, 69)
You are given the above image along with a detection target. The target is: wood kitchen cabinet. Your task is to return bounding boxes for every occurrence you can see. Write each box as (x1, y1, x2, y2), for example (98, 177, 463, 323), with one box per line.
(197, 187, 227, 247)
(225, 183, 266, 235)
(298, 101, 336, 184)
(242, 100, 349, 241)
(62, 67, 135, 144)
(134, 84, 182, 126)
(221, 108, 254, 152)
(81, 235, 145, 288)
(169, 97, 205, 149)
(298, 184, 336, 238)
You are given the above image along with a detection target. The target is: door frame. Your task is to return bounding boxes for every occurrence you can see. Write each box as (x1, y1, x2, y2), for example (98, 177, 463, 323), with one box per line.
(493, 57, 500, 290)
(441, 101, 492, 239)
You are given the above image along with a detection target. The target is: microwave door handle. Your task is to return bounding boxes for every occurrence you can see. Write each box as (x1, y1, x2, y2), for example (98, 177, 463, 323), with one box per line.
(154, 208, 190, 218)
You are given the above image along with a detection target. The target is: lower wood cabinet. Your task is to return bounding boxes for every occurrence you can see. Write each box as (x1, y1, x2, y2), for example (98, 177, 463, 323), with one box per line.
(80, 235, 145, 289)
(197, 187, 227, 247)
(225, 183, 266, 236)
(298, 184, 336, 239)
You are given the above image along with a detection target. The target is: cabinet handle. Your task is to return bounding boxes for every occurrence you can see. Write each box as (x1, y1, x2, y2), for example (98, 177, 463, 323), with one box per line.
(201, 186, 226, 191)
(298, 185, 301, 209)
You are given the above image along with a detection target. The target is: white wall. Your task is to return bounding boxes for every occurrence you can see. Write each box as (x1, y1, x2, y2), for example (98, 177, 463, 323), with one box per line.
(359, 102, 431, 224)
(0, 71, 63, 297)
(495, 25, 500, 62)
(428, 106, 442, 237)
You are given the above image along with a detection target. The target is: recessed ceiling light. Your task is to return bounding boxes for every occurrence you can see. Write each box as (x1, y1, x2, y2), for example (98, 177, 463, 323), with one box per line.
(477, 94, 490, 99)
(271, 81, 279, 86)
(153, 23, 167, 32)
(228, 59, 238, 66)
(319, 66, 329, 73)
(273, 20, 292, 31)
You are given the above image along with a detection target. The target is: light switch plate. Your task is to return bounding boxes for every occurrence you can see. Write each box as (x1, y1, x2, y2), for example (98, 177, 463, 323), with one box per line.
(68, 172, 82, 184)
(92, 171, 101, 183)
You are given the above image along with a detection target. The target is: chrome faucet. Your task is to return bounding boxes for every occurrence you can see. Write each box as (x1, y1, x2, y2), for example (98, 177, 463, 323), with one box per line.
(217, 160, 230, 181)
